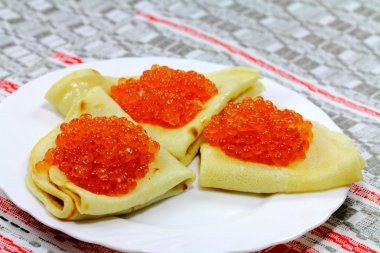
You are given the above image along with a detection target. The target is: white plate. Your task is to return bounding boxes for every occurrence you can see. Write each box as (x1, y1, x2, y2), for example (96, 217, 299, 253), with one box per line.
(0, 57, 348, 253)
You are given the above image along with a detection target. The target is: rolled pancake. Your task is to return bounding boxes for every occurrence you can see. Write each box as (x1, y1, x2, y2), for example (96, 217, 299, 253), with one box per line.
(200, 122, 365, 193)
(45, 67, 264, 165)
(26, 90, 195, 220)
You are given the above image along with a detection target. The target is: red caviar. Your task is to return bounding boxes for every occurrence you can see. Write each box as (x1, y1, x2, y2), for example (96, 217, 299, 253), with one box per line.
(110, 65, 218, 128)
(36, 114, 160, 196)
(203, 97, 313, 166)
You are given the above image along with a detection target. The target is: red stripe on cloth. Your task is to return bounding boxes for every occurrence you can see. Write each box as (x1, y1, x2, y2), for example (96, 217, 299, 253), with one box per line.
(136, 11, 380, 118)
(350, 183, 380, 205)
(0, 234, 32, 253)
(0, 196, 120, 252)
(256, 241, 319, 253)
(0, 80, 19, 94)
(0, 196, 49, 231)
(287, 241, 319, 253)
(311, 225, 377, 253)
(49, 52, 84, 65)
(263, 244, 289, 253)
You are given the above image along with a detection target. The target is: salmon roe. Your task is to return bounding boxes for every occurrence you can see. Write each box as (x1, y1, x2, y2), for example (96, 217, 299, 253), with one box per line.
(203, 97, 313, 166)
(110, 65, 218, 128)
(36, 114, 160, 196)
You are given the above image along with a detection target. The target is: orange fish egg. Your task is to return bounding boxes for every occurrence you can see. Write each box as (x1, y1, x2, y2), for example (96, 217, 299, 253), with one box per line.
(110, 65, 218, 128)
(36, 114, 160, 196)
(203, 97, 313, 166)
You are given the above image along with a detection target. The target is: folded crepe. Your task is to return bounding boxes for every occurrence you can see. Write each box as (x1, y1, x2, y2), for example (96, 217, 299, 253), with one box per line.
(26, 88, 195, 220)
(200, 98, 365, 193)
(45, 66, 264, 165)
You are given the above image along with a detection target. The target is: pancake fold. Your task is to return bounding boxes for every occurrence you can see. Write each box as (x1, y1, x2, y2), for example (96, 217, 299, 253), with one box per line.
(200, 122, 365, 193)
(27, 90, 195, 220)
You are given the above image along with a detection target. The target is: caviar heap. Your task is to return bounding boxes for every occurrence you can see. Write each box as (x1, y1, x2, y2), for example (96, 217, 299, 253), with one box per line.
(110, 65, 218, 128)
(36, 114, 160, 196)
(203, 97, 313, 166)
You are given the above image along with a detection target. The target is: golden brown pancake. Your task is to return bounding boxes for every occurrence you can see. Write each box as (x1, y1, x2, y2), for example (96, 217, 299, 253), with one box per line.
(26, 88, 195, 220)
(200, 122, 365, 193)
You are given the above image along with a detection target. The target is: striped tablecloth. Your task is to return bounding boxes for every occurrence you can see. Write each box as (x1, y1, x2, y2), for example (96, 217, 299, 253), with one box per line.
(0, 1, 379, 252)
